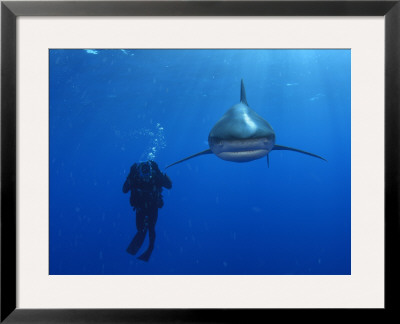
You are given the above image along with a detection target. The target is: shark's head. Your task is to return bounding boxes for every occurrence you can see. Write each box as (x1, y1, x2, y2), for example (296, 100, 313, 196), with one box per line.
(208, 101, 275, 162)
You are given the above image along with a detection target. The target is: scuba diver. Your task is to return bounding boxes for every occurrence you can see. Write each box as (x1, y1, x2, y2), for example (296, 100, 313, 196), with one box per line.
(123, 160, 172, 261)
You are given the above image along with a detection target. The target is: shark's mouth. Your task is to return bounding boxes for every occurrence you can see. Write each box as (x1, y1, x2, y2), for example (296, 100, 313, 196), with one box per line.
(216, 149, 269, 162)
(209, 137, 274, 162)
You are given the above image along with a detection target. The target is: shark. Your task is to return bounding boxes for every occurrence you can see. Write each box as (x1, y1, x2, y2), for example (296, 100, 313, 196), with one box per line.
(165, 79, 326, 169)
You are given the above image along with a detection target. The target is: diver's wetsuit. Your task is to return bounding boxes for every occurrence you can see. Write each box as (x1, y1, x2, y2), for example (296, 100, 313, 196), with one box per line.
(123, 160, 172, 261)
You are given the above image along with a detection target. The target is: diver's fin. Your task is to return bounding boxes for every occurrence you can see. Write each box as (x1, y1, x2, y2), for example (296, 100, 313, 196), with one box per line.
(165, 149, 213, 169)
(240, 79, 248, 105)
(137, 247, 153, 262)
(267, 154, 270, 168)
(272, 144, 327, 161)
(126, 230, 147, 256)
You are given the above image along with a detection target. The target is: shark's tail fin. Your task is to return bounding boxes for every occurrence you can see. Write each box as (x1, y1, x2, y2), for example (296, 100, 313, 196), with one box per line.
(272, 145, 327, 161)
(240, 79, 248, 105)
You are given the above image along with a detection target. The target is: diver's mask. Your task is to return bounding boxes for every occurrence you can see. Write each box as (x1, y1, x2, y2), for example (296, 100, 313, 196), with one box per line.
(138, 161, 153, 182)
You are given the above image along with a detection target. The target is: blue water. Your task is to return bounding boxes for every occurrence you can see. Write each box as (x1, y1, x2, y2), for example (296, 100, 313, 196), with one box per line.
(49, 49, 350, 275)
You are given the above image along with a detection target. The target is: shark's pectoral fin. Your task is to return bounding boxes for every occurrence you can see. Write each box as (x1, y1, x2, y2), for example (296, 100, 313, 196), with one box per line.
(165, 149, 213, 169)
(272, 144, 327, 161)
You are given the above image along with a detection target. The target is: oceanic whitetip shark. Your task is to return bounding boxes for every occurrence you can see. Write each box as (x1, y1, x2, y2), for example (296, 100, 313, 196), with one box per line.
(165, 79, 326, 169)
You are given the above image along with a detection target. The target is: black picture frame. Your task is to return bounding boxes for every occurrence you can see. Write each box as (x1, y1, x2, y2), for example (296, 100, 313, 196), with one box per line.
(1, 0, 399, 322)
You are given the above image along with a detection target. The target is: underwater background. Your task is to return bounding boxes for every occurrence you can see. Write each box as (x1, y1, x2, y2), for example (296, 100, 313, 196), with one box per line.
(49, 49, 350, 275)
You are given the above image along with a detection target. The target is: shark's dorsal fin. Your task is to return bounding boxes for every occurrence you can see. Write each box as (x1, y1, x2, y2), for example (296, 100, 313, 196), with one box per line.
(165, 149, 213, 169)
(240, 79, 248, 105)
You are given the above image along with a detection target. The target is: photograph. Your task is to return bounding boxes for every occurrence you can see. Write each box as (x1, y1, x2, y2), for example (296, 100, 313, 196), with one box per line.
(3, 0, 399, 320)
(49, 49, 351, 275)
